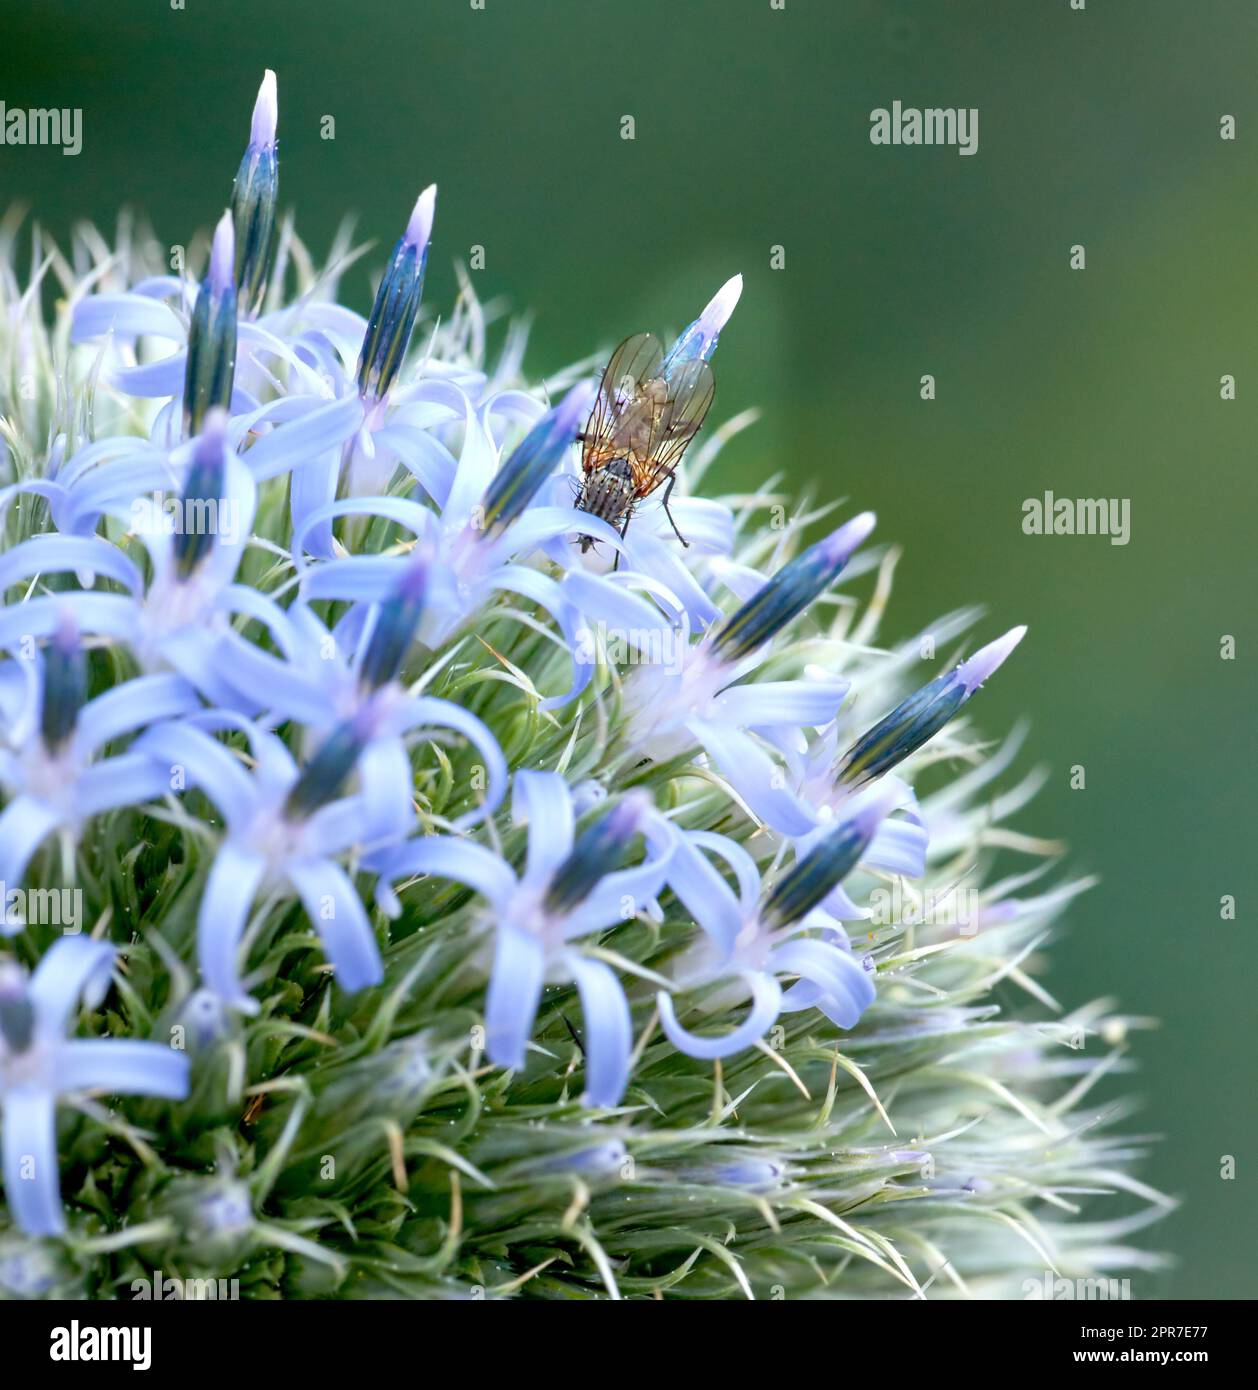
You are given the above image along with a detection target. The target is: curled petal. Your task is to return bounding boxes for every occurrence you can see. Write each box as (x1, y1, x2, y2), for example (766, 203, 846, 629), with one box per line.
(657, 972, 783, 1060)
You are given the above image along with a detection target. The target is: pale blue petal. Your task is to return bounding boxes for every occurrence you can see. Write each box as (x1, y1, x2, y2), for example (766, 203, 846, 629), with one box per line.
(570, 850, 674, 936)
(55, 1039, 189, 1099)
(0, 534, 143, 595)
(197, 843, 268, 1012)
(302, 555, 407, 603)
(442, 399, 499, 531)
(75, 752, 182, 816)
(72, 292, 184, 342)
(714, 678, 850, 731)
(214, 631, 330, 725)
(486, 565, 592, 711)
(0, 593, 140, 651)
(689, 719, 817, 835)
(245, 394, 364, 482)
(0, 798, 64, 906)
(564, 952, 632, 1106)
(111, 354, 188, 398)
(513, 770, 573, 886)
(289, 445, 342, 559)
(484, 926, 545, 1070)
(561, 570, 680, 647)
(620, 530, 721, 627)
(72, 674, 200, 756)
(374, 836, 516, 913)
(356, 736, 416, 845)
(866, 814, 929, 878)
(288, 857, 383, 994)
(29, 936, 116, 1031)
(134, 722, 257, 830)
(653, 831, 745, 956)
(773, 938, 875, 1029)
(374, 423, 457, 509)
(2, 1088, 63, 1236)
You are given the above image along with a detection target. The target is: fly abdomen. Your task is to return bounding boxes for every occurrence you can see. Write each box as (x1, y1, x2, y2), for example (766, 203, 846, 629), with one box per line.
(575, 457, 636, 550)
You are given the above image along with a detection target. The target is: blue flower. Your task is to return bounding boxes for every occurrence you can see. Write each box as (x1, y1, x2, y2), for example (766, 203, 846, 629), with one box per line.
(0, 938, 188, 1236)
(563, 512, 874, 827)
(135, 712, 394, 1010)
(374, 772, 673, 1106)
(291, 383, 632, 708)
(654, 793, 900, 1060)
(0, 622, 199, 900)
(0, 414, 278, 711)
(206, 582, 508, 835)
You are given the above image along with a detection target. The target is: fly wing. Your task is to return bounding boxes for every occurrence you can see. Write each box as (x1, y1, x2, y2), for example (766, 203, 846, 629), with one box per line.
(631, 358, 715, 496)
(581, 333, 665, 473)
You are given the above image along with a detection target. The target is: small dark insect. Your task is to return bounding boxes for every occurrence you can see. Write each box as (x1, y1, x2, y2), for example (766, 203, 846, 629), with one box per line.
(574, 332, 715, 554)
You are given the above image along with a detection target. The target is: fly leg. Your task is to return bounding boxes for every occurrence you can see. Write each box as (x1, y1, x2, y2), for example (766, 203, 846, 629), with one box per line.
(661, 473, 690, 547)
(612, 509, 632, 572)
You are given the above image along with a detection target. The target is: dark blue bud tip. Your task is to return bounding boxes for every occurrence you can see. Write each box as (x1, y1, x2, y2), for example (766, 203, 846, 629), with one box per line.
(0, 960, 34, 1053)
(544, 791, 651, 915)
(710, 512, 875, 662)
(283, 713, 374, 821)
(40, 611, 87, 752)
(357, 546, 432, 692)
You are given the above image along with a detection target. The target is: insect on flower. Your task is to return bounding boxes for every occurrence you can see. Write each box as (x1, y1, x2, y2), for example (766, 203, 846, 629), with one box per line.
(574, 332, 715, 553)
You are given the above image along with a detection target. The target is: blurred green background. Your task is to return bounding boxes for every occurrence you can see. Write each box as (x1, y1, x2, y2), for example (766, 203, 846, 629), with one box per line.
(1, 0, 1252, 1297)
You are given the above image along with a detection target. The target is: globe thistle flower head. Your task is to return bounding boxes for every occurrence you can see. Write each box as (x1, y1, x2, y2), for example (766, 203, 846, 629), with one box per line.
(0, 100, 1163, 1295)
